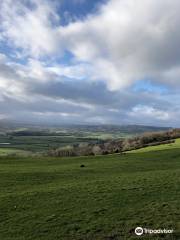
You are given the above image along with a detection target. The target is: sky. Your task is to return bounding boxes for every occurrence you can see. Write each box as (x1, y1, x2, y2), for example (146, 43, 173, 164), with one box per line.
(0, 0, 180, 126)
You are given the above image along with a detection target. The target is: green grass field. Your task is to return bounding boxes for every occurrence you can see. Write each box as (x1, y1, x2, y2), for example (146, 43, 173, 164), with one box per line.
(0, 147, 179, 239)
(129, 138, 180, 153)
(0, 148, 30, 156)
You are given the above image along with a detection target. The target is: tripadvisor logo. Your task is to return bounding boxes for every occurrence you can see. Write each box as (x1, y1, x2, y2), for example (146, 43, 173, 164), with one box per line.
(135, 226, 174, 236)
(135, 227, 143, 236)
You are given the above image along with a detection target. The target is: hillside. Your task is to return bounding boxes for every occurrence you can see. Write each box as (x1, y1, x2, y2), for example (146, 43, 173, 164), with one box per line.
(0, 146, 179, 239)
(129, 138, 180, 153)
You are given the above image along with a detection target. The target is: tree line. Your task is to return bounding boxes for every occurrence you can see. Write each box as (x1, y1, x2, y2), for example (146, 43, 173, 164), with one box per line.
(48, 129, 180, 157)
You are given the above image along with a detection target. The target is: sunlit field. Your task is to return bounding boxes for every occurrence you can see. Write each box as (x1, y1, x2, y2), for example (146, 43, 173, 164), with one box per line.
(129, 138, 180, 153)
(0, 146, 179, 239)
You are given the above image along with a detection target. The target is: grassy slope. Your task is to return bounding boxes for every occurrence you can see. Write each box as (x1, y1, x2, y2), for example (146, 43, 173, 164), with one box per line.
(129, 138, 180, 153)
(0, 150, 180, 239)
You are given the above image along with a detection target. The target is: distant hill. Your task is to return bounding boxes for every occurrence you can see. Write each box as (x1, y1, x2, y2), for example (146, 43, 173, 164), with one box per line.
(69, 124, 171, 134)
(0, 121, 171, 135)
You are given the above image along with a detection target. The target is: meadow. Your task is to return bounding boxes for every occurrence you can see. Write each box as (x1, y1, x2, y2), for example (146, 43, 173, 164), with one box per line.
(129, 138, 180, 153)
(0, 145, 179, 239)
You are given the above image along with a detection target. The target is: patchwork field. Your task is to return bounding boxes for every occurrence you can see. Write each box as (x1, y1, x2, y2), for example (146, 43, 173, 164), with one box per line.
(0, 148, 30, 156)
(0, 146, 180, 239)
(0, 124, 169, 153)
(0, 135, 100, 153)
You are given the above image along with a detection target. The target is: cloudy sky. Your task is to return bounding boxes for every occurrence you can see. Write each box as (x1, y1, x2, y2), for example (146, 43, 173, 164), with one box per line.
(0, 0, 180, 126)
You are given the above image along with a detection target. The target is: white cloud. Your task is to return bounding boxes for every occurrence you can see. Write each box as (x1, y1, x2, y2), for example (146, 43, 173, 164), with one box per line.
(35, 111, 80, 117)
(130, 105, 170, 121)
(58, 0, 180, 90)
(48, 63, 93, 80)
(0, 0, 60, 58)
(17, 59, 52, 82)
(1, 0, 180, 90)
(0, 0, 180, 126)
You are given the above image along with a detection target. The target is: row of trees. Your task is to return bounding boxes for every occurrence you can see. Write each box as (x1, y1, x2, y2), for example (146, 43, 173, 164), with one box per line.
(48, 129, 180, 157)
